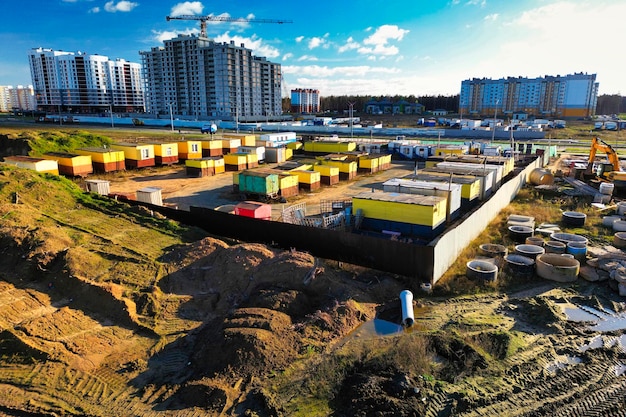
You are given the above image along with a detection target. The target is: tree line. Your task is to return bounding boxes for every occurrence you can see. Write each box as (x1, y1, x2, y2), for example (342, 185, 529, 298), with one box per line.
(283, 94, 624, 116)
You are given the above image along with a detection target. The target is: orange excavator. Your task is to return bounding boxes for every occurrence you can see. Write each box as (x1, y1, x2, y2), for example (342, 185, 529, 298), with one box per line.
(584, 137, 622, 180)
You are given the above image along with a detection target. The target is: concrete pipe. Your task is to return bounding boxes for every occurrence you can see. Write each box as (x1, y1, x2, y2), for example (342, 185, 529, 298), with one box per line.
(550, 232, 588, 246)
(479, 243, 508, 258)
(504, 254, 535, 278)
(536, 253, 580, 283)
(515, 244, 545, 259)
(529, 168, 554, 186)
(400, 290, 414, 327)
(602, 215, 621, 228)
(508, 225, 534, 243)
(562, 211, 586, 227)
(614, 232, 626, 249)
(544, 240, 567, 254)
(466, 259, 498, 281)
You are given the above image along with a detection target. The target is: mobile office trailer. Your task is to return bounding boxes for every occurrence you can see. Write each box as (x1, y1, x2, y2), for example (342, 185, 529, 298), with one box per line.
(110, 143, 155, 169)
(2, 156, 59, 175)
(382, 178, 462, 220)
(43, 152, 93, 177)
(75, 147, 126, 173)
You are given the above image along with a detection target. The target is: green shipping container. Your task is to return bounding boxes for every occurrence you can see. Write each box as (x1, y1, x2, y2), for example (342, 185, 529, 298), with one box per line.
(238, 170, 279, 196)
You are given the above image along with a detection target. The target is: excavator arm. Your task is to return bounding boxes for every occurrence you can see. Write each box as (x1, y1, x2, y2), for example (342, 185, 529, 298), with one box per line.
(587, 137, 621, 175)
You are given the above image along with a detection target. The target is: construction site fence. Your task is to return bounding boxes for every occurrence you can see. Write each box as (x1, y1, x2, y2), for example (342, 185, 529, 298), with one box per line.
(120, 153, 544, 284)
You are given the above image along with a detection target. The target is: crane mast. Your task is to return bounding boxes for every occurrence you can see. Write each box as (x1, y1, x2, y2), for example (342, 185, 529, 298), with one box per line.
(166, 15, 292, 38)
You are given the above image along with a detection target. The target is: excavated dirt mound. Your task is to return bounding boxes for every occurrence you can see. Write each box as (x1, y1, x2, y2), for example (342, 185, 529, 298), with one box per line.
(3, 166, 626, 416)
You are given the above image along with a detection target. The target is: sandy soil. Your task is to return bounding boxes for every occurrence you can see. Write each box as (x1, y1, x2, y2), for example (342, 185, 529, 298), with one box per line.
(97, 159, 419, 216)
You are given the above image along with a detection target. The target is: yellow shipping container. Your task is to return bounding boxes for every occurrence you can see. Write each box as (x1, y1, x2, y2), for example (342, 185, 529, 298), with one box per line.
(224, 153, 247, 165)
(291, 170, 321, 184)
(286, 148, 293, 160)
(177, 140, 203, 160)
(320, 159, 357, 174)
(304, 141, 357, 153)
(185, 158, 214, 169)
(213, 157, 225, 174)
(359, 157, 379, 171)
(201, 140, 223, 155)
(224, 134, 256, 147)
(110, 143, 155, 160)
(313, 165, 339, 176)
(287, 141, 303, 151)
(352, 191, 447, 227)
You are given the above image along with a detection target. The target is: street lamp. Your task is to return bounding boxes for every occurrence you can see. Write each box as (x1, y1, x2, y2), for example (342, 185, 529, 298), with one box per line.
(168, 103, 174, 132)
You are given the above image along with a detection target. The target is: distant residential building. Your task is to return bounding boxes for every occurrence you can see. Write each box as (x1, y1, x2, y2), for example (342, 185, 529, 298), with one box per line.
(365, 98, 424, 115)
(290, 88, 320, 113)
(0, 85, 36, 112)
(140, 35, 282, 120)
(28, 47, 145, 113)
(459, 73, 598, 119)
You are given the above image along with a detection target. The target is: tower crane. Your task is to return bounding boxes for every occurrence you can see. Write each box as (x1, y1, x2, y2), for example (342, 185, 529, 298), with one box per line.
(166, 14, 292, 38)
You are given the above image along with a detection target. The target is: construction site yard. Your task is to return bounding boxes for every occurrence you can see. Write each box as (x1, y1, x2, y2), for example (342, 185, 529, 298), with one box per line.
(2, 151, 626, 416)
(1, 120, 626, 415)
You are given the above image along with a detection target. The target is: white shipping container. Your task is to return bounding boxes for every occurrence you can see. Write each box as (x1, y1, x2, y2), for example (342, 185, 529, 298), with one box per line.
(238, 146, 266, 162)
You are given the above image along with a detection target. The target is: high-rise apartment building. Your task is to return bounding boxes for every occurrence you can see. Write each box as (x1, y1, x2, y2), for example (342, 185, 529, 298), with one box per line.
(459, 73, 598, 119)
(140, 35, 282, 120)
(28, 48, 145, 113)
(0, 85, 36, 112)
(290, 88, 320, 114)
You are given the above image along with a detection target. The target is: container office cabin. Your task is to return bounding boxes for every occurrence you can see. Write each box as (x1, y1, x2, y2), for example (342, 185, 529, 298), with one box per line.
(382, 178, 462, 220)
(110, 143, 155, 169)
(201, 140, 223, 157)
(149, 142, 179, 165)
(303, 140, 357, 154)
(422, 166, 494, 200)
(234, 201, 272, 220)
(316, 154, 358, 180)
(185, 157, 224, 177)
(43, 152, 93, 177)
(403, 172, 481, 209)
(175, 140, 202, 160)
(2, 156, 59, 175)
(352, 190, 448, 240)
(75, 147, 126, 173)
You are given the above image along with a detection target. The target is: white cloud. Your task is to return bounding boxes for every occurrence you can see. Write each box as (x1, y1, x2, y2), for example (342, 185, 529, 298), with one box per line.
(297, 55, 318, 62)
(104, 1, 138, 12)
(170, 1, 203, 16)
(484, 13, 498, 21)
(282, 65, 400, 78)
(295, 36, 304, 43)
(466, 0, 486, 6)
(358, 44, 399, 56)
(338, 37, 360, 53)
(214, 32, 280, 58)
(363, 25, 409, 47)
(152, 28, 197, 43)
(307, 34, 329, 50)
(89, 7, 100, 13)
(282, 53, 293, 61)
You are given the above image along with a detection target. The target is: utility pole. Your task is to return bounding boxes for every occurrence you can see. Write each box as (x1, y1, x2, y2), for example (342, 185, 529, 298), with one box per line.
(348, 101, 355, 138)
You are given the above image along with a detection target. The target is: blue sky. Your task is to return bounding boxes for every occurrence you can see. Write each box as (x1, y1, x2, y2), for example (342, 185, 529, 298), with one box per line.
(1, 0, 624, 97)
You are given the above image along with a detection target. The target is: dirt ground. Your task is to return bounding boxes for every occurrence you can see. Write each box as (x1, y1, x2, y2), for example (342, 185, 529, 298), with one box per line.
(2, 156, 626, 416)
(95, 158, 419, 216)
